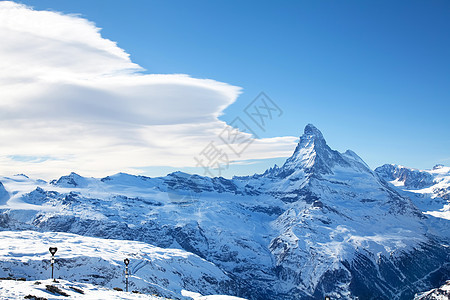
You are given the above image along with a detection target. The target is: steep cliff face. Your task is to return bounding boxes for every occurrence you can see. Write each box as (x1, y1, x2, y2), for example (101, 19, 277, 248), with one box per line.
(0, 124, 449, 299)
(0, 181, 9, 205)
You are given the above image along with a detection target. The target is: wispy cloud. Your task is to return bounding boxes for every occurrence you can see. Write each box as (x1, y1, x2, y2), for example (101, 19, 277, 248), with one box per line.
(0, 1, 297, 179)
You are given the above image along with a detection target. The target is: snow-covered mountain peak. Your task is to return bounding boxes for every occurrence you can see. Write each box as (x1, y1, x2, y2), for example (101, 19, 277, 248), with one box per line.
(433, 164, 445, 170)
(278, 124, 362, 179)
(280, 124, 328, 173)
(51, 172, 89, 188)
(298, 124, 328, 152)
(303, 123, 325, 141)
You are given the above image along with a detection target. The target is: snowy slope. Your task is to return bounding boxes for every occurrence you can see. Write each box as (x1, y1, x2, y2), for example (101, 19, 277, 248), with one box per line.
(0, 278, 160, 299)
(0, 124, 449, 299)
(0, 278, 246, 300)
(0, 173, 278, 296)
(0, 230, 238, 300)
(181, 290, 247, 300)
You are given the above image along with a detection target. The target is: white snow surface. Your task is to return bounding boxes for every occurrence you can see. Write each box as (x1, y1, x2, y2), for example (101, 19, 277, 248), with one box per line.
(181, 290, 247, 300)
(0, 278, 160, 299)
(0, 278, 248, 300)
(0, 230, 235, 299)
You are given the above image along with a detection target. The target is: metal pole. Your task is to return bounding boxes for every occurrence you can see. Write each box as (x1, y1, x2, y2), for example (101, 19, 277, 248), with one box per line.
(51, 255, 54, 280)
(125, 266, 128, 292)
(49, 247, 58, 281)
(124, 258, 130, 292)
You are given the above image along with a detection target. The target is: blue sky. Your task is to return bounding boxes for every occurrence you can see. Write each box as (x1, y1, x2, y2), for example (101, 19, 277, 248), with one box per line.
(3, 0, 450, 178)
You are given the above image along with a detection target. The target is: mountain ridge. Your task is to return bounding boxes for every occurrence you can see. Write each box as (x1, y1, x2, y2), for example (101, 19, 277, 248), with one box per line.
(0, 124, 449, 299)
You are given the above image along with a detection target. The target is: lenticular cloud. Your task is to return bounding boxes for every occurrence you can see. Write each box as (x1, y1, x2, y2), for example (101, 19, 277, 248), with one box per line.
(0, 1, 296, 179)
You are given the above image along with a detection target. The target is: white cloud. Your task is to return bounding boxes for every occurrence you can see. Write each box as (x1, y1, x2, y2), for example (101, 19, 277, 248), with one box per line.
(0, 1, 297, 179)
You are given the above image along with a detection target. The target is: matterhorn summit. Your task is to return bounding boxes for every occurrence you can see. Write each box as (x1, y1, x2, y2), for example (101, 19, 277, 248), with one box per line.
(266, 124, 370, 185)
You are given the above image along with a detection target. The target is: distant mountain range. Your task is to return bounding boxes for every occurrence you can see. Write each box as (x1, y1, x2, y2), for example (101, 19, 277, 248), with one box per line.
(0, 124, 448, 299)
(375, 163, 450, 221)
